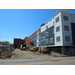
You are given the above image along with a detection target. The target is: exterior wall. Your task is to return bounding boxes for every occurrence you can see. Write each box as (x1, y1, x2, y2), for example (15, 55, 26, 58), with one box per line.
(71, 23, 75, 45)
(25, 28, 41, 48)
(25, 9, 75, 48)
(70, 15, 75, 46)
(14, 38, 24, 49)
(54, 12, 63, 46)
(40, 9, 75, 47)
(41, 11, 63, 47)
(41, 18, 54, 32)
(39, 26, 54, 47)
(24, 37, 28, 47)
(61, 11, 73, 46)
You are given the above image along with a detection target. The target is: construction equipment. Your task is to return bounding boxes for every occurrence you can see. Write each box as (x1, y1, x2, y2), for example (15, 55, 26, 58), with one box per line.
(40, 47, 48, 54)
(20, 44, 26, 50)
(29, 41, 38, 52)
(30, 47, 38, 51)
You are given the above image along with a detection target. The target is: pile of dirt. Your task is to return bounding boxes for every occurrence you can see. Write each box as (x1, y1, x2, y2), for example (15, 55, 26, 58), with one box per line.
(0, 47, 12, 59)
(10, 49, 54, 59)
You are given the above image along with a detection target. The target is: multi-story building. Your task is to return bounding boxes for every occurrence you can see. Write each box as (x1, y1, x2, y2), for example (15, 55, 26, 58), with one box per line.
(23, 9, 75, 55)
(34, 9, 75, 55)
(24, 28, 41, 48)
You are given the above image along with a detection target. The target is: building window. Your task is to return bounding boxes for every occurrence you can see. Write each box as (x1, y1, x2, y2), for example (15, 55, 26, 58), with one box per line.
(64, 25, 69, 31)
(46, 32, 49, 36)
(46, 26, 48, 29)
(37, 31, 39, 35)
(65, 36, 70, 41)
(56, 17, 59, 23)
(46, 39, 49, 44)
(56, 36, 60, 42)
(56, 26, 60, 32)
(43, 31, 45, 34)
(42, 36, 45, 41)
(50, 38, 53, 43)
(39, 31, 40, 33)
(63, 15, 68, 21)
(41, 37, 42, 41)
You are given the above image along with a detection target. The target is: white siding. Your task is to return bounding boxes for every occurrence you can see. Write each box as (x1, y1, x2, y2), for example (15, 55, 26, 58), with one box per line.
(61, 11, 73, 46)
(40, 9, 75, 47)
(41, 19, 54, 32)
(41, 12, 63, 46)
(54, 12, 63, 46)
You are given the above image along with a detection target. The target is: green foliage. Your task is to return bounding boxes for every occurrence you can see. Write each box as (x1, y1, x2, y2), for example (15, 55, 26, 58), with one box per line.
(0, 41, 10, 45)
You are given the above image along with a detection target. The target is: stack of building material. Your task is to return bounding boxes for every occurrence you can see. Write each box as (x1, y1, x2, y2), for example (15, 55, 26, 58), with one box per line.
(0, 47, 12, 59)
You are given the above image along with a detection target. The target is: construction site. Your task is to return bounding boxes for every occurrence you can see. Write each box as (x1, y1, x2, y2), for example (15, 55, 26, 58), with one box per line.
(0, 9, 75, 60)
(13, 9, 75, 59)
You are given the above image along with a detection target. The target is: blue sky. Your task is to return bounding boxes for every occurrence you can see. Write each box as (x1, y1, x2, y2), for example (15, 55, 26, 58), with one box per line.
(0, 9, 75, 43)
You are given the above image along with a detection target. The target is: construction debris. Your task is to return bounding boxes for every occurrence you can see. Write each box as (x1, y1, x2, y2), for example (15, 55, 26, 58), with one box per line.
(0, 47, 12, 59)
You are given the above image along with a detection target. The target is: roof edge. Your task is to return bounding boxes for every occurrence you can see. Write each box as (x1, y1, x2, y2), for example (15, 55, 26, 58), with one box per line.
(53, 9, 71, 16)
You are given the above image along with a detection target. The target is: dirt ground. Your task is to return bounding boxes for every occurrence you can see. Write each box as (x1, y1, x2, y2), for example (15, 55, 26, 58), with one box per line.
(0, 49, 62, 60)
(10, 49, 54, 59)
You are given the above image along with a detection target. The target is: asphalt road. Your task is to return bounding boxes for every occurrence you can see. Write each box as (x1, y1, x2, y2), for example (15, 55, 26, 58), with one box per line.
(0, 57, 75, 65)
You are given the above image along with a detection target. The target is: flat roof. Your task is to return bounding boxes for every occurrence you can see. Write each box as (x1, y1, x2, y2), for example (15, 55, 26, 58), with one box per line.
(53, 9, 70, 16)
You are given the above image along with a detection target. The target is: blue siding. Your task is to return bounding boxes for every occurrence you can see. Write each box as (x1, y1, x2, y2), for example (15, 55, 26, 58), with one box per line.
(39, 26, 55, 46)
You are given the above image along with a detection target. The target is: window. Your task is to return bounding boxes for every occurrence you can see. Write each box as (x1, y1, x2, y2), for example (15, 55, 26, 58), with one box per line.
(65, 36, 70, 41)
(50, 38, 53, 43)
(42, 36, 45, 41)
(56, 26, 60, 32)
(56, 17, 59, 23)
(37, 31, 39, 35)
(43, 31, 45, 34)
(46, 39, 49, 44)
(63, 15, 68, 21)
(46, 26, 48, 29)
(64, 25, 69, 31)
(39, 31, 41, 34)
(56, 36, 60, 42)
(46, 32, 49, 36)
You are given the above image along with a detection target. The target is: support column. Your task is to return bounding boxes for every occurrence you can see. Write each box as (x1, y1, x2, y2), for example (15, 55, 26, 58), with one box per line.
(61, 46, 65, 57)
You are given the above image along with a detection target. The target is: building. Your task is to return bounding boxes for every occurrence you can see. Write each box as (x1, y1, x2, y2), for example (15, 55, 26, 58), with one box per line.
(24, 37, 28, 48)
(32, 9, 75, 55)
(14, 38, 24, 49)
(24, 28, 41, 48)
(16, 9, 75, 55)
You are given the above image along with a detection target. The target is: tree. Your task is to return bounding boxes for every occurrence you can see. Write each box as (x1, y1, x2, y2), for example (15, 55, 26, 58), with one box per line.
(0, 41, 10, 45)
